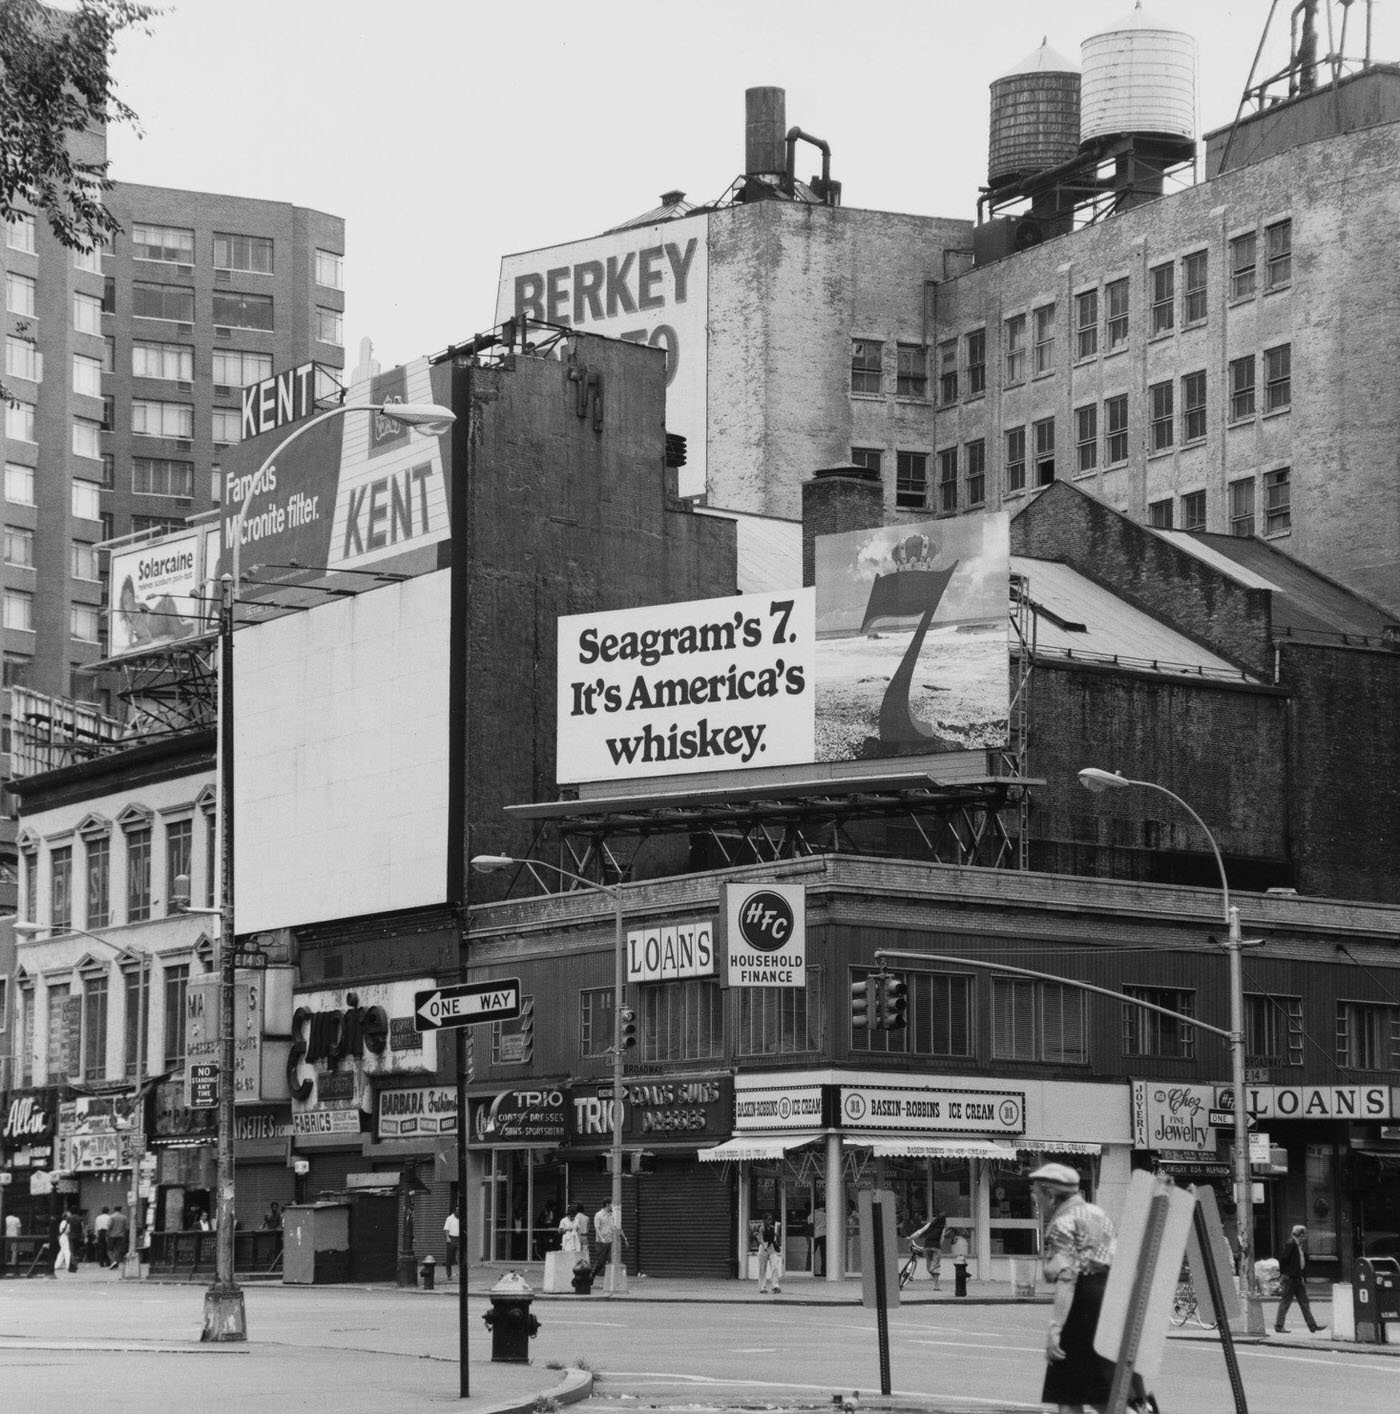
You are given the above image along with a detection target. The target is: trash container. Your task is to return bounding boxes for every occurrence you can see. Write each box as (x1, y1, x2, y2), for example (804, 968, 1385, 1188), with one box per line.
(1012, 1259, 1037, 1298)
(281, 1202, 351, 1285)
(1354, 1257, 1400, 1343)
(482, 1271, 540, 1362)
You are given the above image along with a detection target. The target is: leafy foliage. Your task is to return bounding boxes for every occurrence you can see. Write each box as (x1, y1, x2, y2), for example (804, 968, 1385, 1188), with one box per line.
(0, 0, 158, 251)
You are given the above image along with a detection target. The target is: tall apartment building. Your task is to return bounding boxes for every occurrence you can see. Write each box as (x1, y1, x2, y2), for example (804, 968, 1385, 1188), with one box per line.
(1, 172, 344, 895)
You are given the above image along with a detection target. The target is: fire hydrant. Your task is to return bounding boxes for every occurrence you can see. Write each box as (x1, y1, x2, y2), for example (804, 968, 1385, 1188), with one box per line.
(954, 1255, 969, 1298)
(420, 1255, 436, 1290)
(482, 1271, 540, 1362)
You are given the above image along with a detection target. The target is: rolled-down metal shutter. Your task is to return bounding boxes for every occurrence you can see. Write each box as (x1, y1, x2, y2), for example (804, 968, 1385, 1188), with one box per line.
(234, 1162, 295, 1229)
(634, 1157, 733, 1279)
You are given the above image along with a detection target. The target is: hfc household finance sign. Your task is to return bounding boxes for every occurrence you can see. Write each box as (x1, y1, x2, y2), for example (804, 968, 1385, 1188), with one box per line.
(557, 589, 815, 785)
(722, 881, 806, 988)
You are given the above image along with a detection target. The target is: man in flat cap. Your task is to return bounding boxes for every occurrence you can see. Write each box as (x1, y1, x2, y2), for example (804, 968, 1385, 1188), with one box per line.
(1031, 1162, 1154, 1414)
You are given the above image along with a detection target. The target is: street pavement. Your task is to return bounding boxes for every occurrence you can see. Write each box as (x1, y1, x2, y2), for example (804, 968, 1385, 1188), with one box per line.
(0, 1262, 1392, 1414)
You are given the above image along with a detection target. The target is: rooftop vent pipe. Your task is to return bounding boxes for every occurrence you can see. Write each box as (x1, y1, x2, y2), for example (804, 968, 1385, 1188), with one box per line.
(745, 87, 787, 175)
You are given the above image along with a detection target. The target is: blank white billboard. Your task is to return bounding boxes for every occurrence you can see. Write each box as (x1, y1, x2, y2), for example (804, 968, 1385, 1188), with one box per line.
(234, 571, 451, 932)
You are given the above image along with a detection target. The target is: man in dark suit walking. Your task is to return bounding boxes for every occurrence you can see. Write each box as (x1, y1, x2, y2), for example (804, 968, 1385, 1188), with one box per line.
(1275, 1224, 1323, 1334)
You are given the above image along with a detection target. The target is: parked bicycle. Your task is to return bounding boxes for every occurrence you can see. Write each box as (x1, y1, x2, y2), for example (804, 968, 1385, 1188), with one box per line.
(1170, 1275, 1217, 1328)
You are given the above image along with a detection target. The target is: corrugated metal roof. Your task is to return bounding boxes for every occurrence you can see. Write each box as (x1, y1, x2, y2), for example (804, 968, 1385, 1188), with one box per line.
(1014, 556, 1253, 680)
(1157, 531, 1398, 643)
(607, 195, 696, 233)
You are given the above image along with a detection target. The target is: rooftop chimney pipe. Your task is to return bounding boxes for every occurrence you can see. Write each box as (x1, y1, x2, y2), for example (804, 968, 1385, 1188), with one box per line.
(746, 87, 787, 175)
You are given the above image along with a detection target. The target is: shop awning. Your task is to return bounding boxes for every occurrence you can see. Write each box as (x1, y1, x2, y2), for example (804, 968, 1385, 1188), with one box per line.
(698, 1134, 823, 1162)
(1017, 1140, 1103, 1156)
(849, 1138, 1018, 1160)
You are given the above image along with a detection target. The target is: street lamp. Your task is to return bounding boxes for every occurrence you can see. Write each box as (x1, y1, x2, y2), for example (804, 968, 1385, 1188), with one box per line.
(203, 397, 456, 1344)
(471, 854, 628, 1292)
(14, 920, 150, 1280)
(1077, 766, 1267, 1336)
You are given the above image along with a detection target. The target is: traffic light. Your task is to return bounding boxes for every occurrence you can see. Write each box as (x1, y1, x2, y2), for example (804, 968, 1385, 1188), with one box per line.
(851, 975, 883, 1030)
(619, 1006, 637, 1049)
(882, 974, 909, 1030)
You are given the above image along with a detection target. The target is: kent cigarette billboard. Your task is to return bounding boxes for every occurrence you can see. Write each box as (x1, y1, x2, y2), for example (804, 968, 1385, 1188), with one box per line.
(496, 213, 709, 499)
(556, 513, 1009, 785)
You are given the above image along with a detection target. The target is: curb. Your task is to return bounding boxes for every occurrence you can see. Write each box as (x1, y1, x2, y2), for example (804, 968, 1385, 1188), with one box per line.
(472, 1365, 594, 1414)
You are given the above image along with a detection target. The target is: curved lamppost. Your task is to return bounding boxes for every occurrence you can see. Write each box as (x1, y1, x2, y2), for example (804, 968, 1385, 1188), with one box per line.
(1078, 767, 1266, 1337)
(202, 397, 455, 1342)
(471, 854, 628, 1291)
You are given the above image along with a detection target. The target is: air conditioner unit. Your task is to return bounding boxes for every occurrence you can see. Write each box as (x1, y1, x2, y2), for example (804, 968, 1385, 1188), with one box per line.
(177, 265, 193, 277)
(214, 326, 233, 338)
(177, 323, 193, 335)
(215, 270, 230, 284)
(174, 439, 192, 450)
(177, 381, 192, 392)
(213, 385, 231, 396)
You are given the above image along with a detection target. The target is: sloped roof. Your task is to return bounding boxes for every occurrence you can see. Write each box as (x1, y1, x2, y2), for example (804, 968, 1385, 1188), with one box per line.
(1014, 555, 1255, 680)
(607, 192, 697, 233)
(697, 507, 801, 595)
(1157, 532, 1397, 644)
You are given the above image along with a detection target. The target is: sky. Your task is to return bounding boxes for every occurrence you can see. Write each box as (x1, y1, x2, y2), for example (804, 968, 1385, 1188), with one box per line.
(95, 0, 1400, 373)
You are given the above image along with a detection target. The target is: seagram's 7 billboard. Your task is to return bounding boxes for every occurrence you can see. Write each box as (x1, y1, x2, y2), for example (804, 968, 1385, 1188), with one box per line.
(556, 513, 1009, 785)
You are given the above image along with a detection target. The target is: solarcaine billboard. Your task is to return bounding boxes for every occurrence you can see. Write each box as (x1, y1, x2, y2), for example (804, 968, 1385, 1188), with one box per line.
(556, 513, 1009, 785)
(496, 213, 708, 499)
(106, 528, 213, 659)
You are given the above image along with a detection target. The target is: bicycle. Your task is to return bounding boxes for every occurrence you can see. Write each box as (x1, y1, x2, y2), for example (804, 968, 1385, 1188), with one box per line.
(898, 1241, 929, 1289)
(1170, 1275, 1217, 1328)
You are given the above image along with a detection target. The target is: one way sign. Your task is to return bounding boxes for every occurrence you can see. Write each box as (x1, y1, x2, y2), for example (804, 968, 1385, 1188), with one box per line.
(414, 979, 522, 1031)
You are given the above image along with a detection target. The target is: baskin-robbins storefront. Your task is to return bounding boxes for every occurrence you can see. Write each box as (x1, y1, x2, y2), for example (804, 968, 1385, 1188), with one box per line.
(706, 1070, 1131, 1284)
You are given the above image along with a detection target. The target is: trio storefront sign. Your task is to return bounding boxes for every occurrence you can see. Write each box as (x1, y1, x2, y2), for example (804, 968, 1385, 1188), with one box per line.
(722, 881, 806, 988)
(469, 1088, 569, 1145)
(1131, 1082, 1218, 1155)
(839, 1084, 1025, 1136)
(734, 1084, 825, 1133)
(378, 1086, 458, 1140)
(570, 1077, 732, 1145)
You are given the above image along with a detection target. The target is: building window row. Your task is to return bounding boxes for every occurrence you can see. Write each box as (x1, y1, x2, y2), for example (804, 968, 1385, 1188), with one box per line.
(850, 339, 932, 399)
(130, 281, 275, 331)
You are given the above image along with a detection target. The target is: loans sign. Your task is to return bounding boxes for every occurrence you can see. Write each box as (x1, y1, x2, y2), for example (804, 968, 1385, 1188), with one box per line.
(556, 589, 814, 784)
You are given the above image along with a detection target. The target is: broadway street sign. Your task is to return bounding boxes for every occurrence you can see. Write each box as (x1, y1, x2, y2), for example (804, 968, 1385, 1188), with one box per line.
(414, 979, 521, 1031)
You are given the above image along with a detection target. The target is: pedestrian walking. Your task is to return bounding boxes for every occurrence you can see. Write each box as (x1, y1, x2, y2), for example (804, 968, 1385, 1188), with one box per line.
(1031, 1162, 1154, 1414)
(1275, 1224, 1323, 1334)
(443, 1204, 460, 1281)
(812, 1203, 826, 1276)
(54, 1208, 75, 1273)
(107, 1206, 129, 1269)
(94, 1206, 112, 1267)
(756, 1210, 783, 1293)
(5, 1212, 20, 1238)
(590, 1198, 626, 1279)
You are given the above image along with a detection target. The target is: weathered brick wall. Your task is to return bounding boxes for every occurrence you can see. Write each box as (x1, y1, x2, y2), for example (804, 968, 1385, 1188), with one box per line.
(933, 120, 1400, 615)
(1281, 642, 1400, 903)
(1012, 480, 1274, 676)
(1027, 660, 1291, 889)
(464, 336, 738, 870)
(707, 201, 973, 519)
(801, 469, 884, 586)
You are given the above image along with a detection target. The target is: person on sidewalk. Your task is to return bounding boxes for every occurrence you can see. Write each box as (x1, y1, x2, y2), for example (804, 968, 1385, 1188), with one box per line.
(1275, 1224, 1323, 1334)
(908, 1209, 947, 1288)
(591, 1199, 626, 1280)
(54, 1209, 75, 1274)
(811, 1204, 826, 1277)
(107, 1207, 129, 1270)
(94, 1207, 112, 1268)
(443, 1204, 460, 1282)
(756, 1211, 783, 1294)
(1032, 1163, 1154, 1414)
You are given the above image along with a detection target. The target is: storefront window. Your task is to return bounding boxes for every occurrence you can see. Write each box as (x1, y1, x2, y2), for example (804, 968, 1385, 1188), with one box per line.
(637, 978, 723, 1061)
(735, 972, 821, 1056)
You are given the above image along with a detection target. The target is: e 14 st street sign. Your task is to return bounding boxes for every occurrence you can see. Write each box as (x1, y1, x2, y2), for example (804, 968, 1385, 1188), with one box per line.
(414, 979, 521, 1032)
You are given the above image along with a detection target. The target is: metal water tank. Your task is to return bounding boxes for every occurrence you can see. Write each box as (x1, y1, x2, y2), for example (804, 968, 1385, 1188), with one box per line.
(989, 39, 1081, 189)
(1080, 3, 1196, 145)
